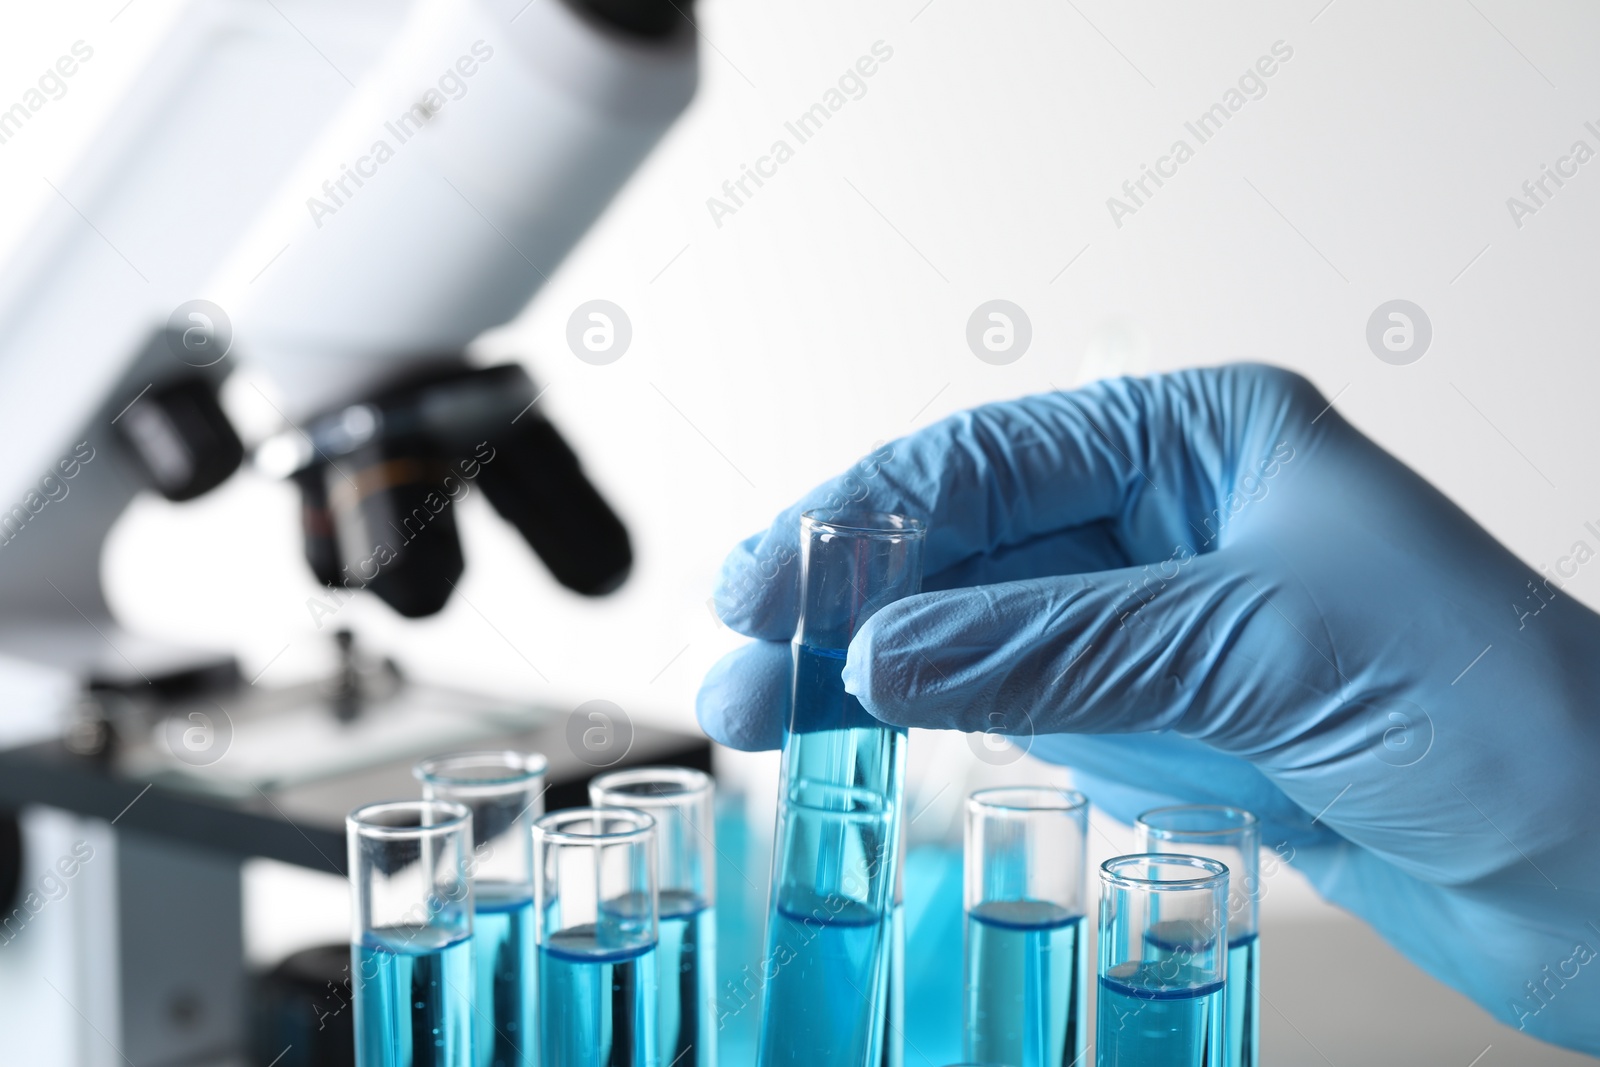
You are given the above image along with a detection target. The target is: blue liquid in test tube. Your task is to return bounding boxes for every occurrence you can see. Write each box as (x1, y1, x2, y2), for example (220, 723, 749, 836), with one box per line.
(538, 929, 657, 1063)
(965, 905, 1083, 1065)
(963, 788, 1089, 1067)
(1226, 934, 1259, 1064)
(355, 927, 475, 1067)
(416, 751, 547, 1067)
(879, 898, 904, 1067)
(877, 819, 906, 1067)
(1136, 806, 1261, 1067)
(1097, 965, 1225, 1066)
(535, 808, 660, 1067)
(347, 799, 476, 1067)
(592, 767, 719, 1067)
(760, 760, 899, 1063)
(472, 887, 536, 1065)
(758, 511, 925, 1067)
(764, 884, 890, 1062)
(1096, 855, 1228, 1067)
(656, 893, 714, 1060)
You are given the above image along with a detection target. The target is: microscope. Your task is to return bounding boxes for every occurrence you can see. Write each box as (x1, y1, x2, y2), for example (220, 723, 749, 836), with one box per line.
(0, 0, 704, 1062)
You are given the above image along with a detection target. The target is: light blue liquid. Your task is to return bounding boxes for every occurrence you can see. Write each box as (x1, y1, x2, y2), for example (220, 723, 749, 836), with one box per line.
(759, 643, 904, 1067)
(759, 894, 890, 1066)
(712, 800, 762, 1065)
(879, 902, 903, 1067)
(657, 890, 715, 1067)
(353, 925, 474, 1067)
(1225, 934, 1258, 1067)
(538, 928, 657, 1067)
(964, 901, 1084, 1067)
(472, 886, 535, 1067)
(1095, 963, 1224, 1067)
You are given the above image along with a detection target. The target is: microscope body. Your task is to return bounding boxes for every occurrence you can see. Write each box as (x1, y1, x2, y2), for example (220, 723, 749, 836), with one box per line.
(0, 1, 696, 1062)
(0, 0, 695, 672)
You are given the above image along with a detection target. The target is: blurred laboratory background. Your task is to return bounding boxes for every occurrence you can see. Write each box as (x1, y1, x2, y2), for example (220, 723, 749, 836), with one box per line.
(0, 0, 1596, 1063)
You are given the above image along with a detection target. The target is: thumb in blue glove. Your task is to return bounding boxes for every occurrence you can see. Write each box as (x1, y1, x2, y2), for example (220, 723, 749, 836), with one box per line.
(697, 364, 1600, 1053)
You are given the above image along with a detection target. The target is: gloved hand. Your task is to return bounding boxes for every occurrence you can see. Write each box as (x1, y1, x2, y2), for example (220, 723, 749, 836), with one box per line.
(697, 364, 1600, 1053)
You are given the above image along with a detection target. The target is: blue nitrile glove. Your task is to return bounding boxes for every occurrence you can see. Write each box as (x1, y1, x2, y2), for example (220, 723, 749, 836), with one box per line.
(697, 364, 1600, 1053)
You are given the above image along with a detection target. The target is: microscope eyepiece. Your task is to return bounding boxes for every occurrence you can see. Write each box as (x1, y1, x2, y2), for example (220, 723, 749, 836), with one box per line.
(116, 360, 244, 502)
(474, 415, 633, 596)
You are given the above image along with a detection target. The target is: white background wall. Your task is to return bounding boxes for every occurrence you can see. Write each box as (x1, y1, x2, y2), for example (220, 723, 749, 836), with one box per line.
(6, 0, 1591, 734)
(2, 0, 1599, 1063)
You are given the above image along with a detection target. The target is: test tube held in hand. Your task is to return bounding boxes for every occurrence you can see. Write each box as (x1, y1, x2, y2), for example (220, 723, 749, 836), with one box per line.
(758, 509, 925, 1067)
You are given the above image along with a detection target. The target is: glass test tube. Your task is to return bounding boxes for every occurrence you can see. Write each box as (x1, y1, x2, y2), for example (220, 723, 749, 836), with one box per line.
(590, 766, 718, 1067)
(1135, 807, 1261, 1067)
(347, 799, 475, 1067)
(1096, 854, 1229, 1067)
(534, 807, 659, 1067)
(415, 752, 548, 1067)
(962, 787, 1089, 1067)
(758, 509, 926, 1067)
(878, 831, 905, 1067)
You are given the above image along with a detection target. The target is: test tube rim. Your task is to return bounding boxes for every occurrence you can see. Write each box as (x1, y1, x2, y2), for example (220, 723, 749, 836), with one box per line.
(533, 805, 656, 846)
(1099, 852, 1228, 892)
(1134, 804, 1259, 842)
(588, 764, 712, 808)
(966, 785, 1088, 815)
(346, 798, 472, 839)
(412, 749, 549, 793)
(800, 508, 926, 540)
